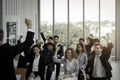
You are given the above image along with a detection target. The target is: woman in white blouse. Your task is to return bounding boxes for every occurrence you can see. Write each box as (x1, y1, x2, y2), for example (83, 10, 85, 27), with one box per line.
(53, 47, 79, 80)
(76, 44, 88, 80)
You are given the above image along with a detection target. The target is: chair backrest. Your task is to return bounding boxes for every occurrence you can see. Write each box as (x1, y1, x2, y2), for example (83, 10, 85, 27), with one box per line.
(15, 68, 27, 80)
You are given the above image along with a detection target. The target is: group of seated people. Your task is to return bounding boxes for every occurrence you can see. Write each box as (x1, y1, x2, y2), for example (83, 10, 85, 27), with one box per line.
(14, 29, 113, 80)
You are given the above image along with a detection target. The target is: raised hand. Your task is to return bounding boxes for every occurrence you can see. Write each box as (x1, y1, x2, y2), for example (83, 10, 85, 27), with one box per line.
(90, 34, 93, 38)
(106, 33, 110, 39)
(102, 36, 107, 40)
(25, 18, 32, 29)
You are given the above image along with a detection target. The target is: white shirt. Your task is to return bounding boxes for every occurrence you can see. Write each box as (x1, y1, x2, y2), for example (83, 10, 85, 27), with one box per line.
(32, 55, 40, 72)
(92, 54, 106, 78)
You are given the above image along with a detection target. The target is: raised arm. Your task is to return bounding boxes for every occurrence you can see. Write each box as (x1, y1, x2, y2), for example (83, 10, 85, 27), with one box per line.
(53, 46, 63, 63)
(5, 18, 34, 58)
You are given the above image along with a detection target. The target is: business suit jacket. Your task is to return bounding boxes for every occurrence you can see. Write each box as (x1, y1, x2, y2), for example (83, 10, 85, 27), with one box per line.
(17, 55, 27, 68)
(86, 52, 112, 79)
(0, 31, 34, 80)
(43, 50, 55, 72)
(27, 54, 45, 77)
(88, 43, 113, 60)
(54, 44, 64, 59)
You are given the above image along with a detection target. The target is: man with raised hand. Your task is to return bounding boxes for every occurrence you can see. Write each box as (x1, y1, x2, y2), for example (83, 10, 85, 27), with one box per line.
(0, 18, 34, 80)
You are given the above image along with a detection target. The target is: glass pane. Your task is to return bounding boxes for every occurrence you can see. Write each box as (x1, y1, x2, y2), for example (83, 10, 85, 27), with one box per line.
(69, 0, 83, 48)
(85, 0, 99, 39)
(41, 0, 53, 37)
(101, 0, 115, 57)
(54, 0, 67, 47)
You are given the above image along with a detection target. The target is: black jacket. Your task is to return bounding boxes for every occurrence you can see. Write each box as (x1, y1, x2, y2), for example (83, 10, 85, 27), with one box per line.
(0, 31, 34, 80)
(86, 52, 112, 79)
(27, 54, 45, 77)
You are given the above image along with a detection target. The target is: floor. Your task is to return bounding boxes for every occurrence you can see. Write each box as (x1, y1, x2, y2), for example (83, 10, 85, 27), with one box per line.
(111, 61, 120, 80)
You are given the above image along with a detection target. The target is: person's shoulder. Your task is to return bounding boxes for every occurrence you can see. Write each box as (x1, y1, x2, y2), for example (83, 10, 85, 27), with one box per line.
(73, 58, 79, 63)
(2, 43, 11, 48)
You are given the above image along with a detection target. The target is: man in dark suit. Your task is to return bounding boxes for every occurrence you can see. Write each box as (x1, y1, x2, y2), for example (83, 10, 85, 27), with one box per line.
(43, 43, 55, 80)
(0, 18, 34, 80)
(86, 44, 112, 80)
(53, 35, 64, 80)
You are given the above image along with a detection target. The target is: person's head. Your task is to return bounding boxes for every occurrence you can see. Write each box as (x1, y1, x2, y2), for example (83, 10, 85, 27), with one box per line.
(47, 43, 54, 51)
(76, 44, 84, 54)
(65, 48, 76, 60)
(0, 29, 3, 45)
(93, 38, 100, 45)
(32, 45, 41, 56)
(53, 35, 59, 44)
(79, 38, 85, 44)
(35, 39, 43, 46)
(94, 44, 103, 55)
(48, 36, 53, 43)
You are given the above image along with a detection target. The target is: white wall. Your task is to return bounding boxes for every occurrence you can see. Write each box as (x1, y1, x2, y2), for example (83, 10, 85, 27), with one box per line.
(2, 0, 38, 42)
(0, 0, 2, 29)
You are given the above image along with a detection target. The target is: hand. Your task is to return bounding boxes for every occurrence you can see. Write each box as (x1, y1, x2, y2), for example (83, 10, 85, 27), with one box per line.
(106, 33, 110, 39)
(30, 72, 35, 78)
(56, 46, 60, 51)
(86, 74, 90, 80)
(63, 74, 72, 79)
(102, 36, 107, 40)
(19, 35, 23, 40)
(26, 62, 30, 66)
(25, 18, 32, 29)
(90, 34, 93, 38)
(67, 40, 73, 47)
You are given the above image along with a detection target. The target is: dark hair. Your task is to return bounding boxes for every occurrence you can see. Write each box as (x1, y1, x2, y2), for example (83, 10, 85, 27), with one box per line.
(93, 38, 100, 43)
(79, 38, 85, 41)
(0, 29, 3, 40)
(47, 42, 54, 47)
(32, 45, 41, 50)
(48, 36, 53, 40)
(53, 35, 59, 39)
(76, 44, 84, 54)
(95, 44, 103, 49)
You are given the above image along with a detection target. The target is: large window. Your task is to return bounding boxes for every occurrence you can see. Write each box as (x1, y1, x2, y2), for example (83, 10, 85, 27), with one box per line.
(41, 0, 53, 37)
(85, 0, 99, 38)
(69, 0, 83, 48)
(100, 0, 115, 56)
(40, 0, 115, 58)
(54, 0, 67, 46)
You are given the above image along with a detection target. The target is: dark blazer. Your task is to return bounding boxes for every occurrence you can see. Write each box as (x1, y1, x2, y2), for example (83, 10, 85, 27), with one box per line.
(88, 43, 113, 60)
(0, 31, 34, 80)
(85, 44, 92, 56)
(43, 50, 55, 72)
(27, 54, 45, 77)
(17, 55, 27, 68)
(102, 43, 113, 60)
(86, 52, 112, 79)
(54, 44, 64, 59)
